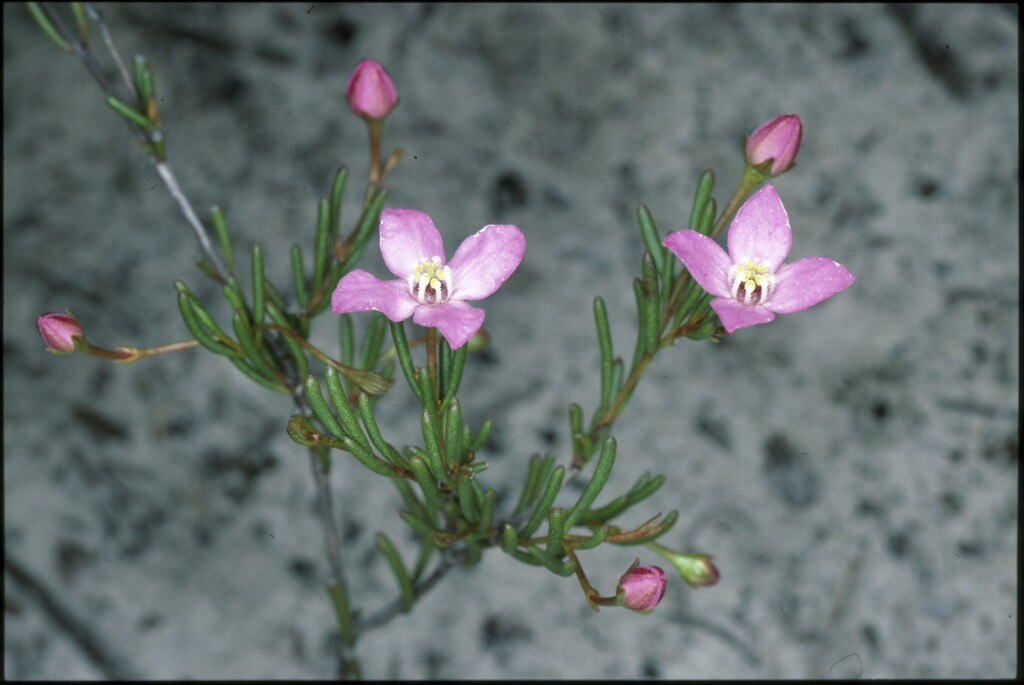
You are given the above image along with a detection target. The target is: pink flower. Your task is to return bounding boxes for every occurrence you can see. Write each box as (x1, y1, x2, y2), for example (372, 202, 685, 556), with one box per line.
(331, 209, 525, 349)
(663, 184, 854, 334)
(745, 114, 802, 176)
(616, 561, 667, 613)
(37, 311, 84, 354)
(345, 59, 398, 120)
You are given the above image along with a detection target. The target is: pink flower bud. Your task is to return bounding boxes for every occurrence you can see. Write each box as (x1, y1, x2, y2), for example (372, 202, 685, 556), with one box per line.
(745, 114, 802, 176)
(616, 561, 667, 613)
(37, 312, 83, 354)
(345, 59, 398, 120)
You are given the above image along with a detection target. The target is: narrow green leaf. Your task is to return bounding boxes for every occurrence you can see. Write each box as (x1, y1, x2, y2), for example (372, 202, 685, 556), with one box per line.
(346, 188, 388, 267)
(420, 407, 445, 479)
(519, 465, 565, 539)
(26, 3, 70, 52)
(70, 3, 88, 45)
(470, 419, 492, 452)
(290, 243, 308, 307)
(399, 509, 436, 538)
(698, 196, 717, 236)
(375, 533, 414, 611)
(231, 310, 277, 380)
(230, 355, 289, 394)
(457, 480, 478, 523)
(609, 510, 679, 546)
(408, 456, 443, 508)
(584, 472, 666, 523)
(565, 436, 617, 531)
(688, 169, 715, 231)
(636, 276, 658, 358)
(478, 489, 497, 532)
(502, 524, 520, 554)
(672, 277, 703, 329)
(209, 206, 234, 272)
(512, 454, 546, 517)
(326, 583, 355, 647)
(357, 393, 407, 467)
(358, 312, 387, 371)
(526, 545, 576, 577)
(572, 524, 611, 551)
(339, 314, 355, 367)
(412, 535, 435, 582)
(444, 398, 464, 468)
(304, 375, 346, 440)
(222, 277, 247, 313)
(175, 291, 237, 358)
(250, 243, 266, 325)
(329, 165, 349, 236)
(388, 320, 423, 404)
(593, 297, 614, 411)
(341, 436, 398, 477)
(312, 197, 332, 289)
(444, 343, 468, 402)
(325, 367, 372, 451)
(636, 204, 665, 273)
(106, 96, 153, 129)
(416, 366, 434, 410)
(569, 403, 584, 436)
(630, 278, 648, 370)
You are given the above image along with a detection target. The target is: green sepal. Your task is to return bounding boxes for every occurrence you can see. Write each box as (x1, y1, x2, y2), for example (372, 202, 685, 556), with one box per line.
(209, 206, 234, 273)
(375, 533, 415, 612)
(290, 243, 308, 308)
(106, 95, 153, 130)
(304, 375, 346, 440)
(519, 465, 565, 540)
(388, 320, 423, 404)
(688, 169, 715, 232)
(324, 367, 372, 451)
(26, 3, 70, 52)
(686, 314, 719, 341)
(593, 297, 614, 411)
(564, 436, 616, 531)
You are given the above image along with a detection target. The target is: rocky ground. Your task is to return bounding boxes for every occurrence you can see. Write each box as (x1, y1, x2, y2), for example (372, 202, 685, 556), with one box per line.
(4, 3, 1018, 679)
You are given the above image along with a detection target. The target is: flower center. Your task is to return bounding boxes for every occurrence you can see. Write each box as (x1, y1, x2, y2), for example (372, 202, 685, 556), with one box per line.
(728, 258, 775, 306)
(408, 256, 453, 305)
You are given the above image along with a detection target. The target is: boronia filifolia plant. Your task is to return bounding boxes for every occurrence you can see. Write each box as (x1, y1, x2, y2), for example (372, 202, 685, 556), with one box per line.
(28, 4, 854, 679)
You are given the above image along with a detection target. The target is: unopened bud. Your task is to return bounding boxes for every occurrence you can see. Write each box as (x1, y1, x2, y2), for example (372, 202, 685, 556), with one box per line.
(37, 311, 84, 354)
(745, 114, 802, 177)
(615, 559, 667, 614)
(345, 59, 398, 120)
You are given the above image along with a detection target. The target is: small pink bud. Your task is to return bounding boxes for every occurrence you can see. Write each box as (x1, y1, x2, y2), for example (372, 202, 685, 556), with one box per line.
(37, 312, 84, 354)
(615, 560, 667, 613)
(345, 59, 398, 120)
(745, 114, 802, 176)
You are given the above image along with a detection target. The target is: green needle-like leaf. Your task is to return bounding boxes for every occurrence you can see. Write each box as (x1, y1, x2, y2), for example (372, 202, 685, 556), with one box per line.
(479, 489, 497, 532)
(502, 523, 520, 554)
(346, 188, 388, 267)
(698, 196, 717, 235)
(339, 314, 355, 367)
(565, 436, 617, 531)
(583, 472, 666, 523)
(358, 312, 387, 371)
(636, 204, 665, 273)
(70, 3, 88, 45)
(106, 96, 153, 130)
(231, 310, 277, 380)
(593, 297, 614, 411)
(251, 243, 266, 325)
(470, 419, 492, 452)
(688, 169, 715, 231)
(526, 545, 576, 577)
(175, 290, 238, 358)
(325, 367, 372, 451)
(444, 398, 465, 468)
(375, 533, 415, 611)
(519, 465, 565, 540)
(341, 436, 400, 477)
(408, 456, 443, 509)
(290, 243, 308, 308)
(329, 165, 349, 236)
(399, 509, 436, 539)
(304, 375, 346, 440)
(357, 393, 408, 467)
(312, 197, 331, 289)
(573, 525, 611, 551)
(388, 320, 423, 404)
(209, 206, 234, 272)
(457, 480, 478, 523)
(420, 407, 445, 479)
(26, 3, 70, 52)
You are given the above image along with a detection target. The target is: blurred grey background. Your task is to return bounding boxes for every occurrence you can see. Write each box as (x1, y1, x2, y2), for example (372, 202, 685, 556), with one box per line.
(3, 3, 1018, 679)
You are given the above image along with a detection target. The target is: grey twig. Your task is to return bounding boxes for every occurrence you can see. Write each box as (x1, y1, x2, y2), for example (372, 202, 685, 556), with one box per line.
(5, 552, 144, 680)
(355, 553, 459, 634)
(85, 2, 136, 98)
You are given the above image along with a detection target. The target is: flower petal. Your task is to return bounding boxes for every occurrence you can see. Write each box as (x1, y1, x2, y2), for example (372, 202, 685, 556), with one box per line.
(447, 224, 525, 301)
(331, 269, 418, 321)
(727, 184, 792, 270)
(711, 297, 776, 333)
(662, 230, 733, 299)
(765, 257, 855, 314)
(379, 208, 446, 278)
(412, 301, 486, 350)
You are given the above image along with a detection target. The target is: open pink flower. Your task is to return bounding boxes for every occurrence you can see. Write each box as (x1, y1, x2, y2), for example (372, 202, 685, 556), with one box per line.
(663, 184, 854, 334)
(331, 209, 525, 349)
